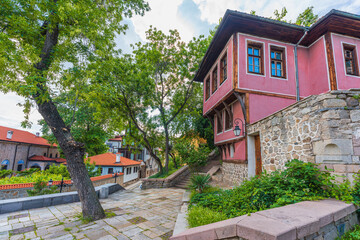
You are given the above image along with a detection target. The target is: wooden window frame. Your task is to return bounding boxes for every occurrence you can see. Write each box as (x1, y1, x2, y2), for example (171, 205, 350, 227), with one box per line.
(343, 44, 359, 76)
(224, 105, 233, 131)
(205, 77, 210, 100)
(270, 46, 286, 78)
(247, 41, 264, 75)
(212, 67, 218, 94)
(217, 112, 223, 134)
(220, 52, 227, 84)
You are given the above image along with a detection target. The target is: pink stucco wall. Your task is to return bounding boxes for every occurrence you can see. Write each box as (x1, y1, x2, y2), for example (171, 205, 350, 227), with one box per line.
(203, 36, 234, 115)
(331, 33, 360, 90)
(298, 37, 330, 96)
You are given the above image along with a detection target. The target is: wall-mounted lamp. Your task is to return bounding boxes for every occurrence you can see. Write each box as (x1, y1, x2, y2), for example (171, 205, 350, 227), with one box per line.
(233, 118, 245, 137)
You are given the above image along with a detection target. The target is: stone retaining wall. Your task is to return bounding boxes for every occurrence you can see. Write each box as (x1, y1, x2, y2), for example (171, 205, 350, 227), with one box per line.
(171, 199, 358, 240)
(0, 183, 124, 214)
(0, 174, 124, 200)
(222, 162, 248, 185)
(141, 166, 189, 189)
(245, 90, 360, 178)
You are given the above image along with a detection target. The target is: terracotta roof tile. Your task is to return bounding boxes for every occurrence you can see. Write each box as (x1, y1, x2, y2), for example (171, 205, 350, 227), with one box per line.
(29, 155, 66, 163)
(108, 136, 123, 141)
(87, 152, 141, 166)
(0, 126, 56, 147)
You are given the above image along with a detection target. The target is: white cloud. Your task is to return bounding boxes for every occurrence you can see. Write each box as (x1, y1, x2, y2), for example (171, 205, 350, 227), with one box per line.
(131, 0, 196, 42)
(193, 0, 241, 24)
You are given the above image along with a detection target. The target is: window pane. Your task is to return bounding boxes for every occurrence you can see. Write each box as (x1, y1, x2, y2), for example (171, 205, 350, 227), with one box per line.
(254, 48, 259, 56)
(276, 62, 282, 70)
(346, 50, 352, 58)
(248, 57, 253, 65)
(254, 58, 259, 66)
(271, 61, 275, 70)
(277, 69, 282, 76)
(248, 47, 253, 55)
(276, 52, 282, 60)
(272, 69, 276, 76)
(271, 52, 275, 58)
(249, 65, 253, 72)
(254, 66, 260, 73)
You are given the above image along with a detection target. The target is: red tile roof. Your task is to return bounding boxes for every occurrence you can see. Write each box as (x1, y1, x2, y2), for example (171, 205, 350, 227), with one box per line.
(108, 136, 123, 141)
(87, 152, 141, 166)
(0, 126, 56, 147)
(29, 155, 66, 163)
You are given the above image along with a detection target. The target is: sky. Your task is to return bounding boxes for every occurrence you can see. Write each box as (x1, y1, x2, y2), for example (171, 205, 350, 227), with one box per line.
(1, 0, 360, 134)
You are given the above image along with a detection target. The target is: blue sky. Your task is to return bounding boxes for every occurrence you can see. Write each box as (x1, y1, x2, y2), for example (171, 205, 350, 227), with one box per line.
(1, 0, 360, 133)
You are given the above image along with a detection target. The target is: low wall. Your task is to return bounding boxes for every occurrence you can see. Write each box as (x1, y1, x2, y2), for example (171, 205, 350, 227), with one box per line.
(0, 173, 124, 200)
(222, 162, 248, 185)
(171, 199, 358, 240)
(141, 165, 189, 189)
(0, 183, 124, 214)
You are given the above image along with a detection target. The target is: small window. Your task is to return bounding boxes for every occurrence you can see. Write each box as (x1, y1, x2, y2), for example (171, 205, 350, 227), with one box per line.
(343, 44, 358, 76)
(108, 168, 113, 174)
(270, 46, 286, 78)
(217, 112, 223, 133)
(55, 153, 58, 158)
(49, 153, 53, 158)
(43, 153, 47, 157)
(247, 42, 263, 75)
(225, 106, 233, 131)
(212, 67, 218, 93)
(220, 53, 227, 84)
(205, 77, 210, 100)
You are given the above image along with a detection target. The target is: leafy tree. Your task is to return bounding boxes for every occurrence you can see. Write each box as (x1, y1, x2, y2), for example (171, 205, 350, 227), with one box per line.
(272, 7, 288, 21)
(296, 7, 318, 27)
(92, 27, 211, 173)
(0, 170, 13, 178)
(0, 0, 149, 220)
(40, 90, 111, 157)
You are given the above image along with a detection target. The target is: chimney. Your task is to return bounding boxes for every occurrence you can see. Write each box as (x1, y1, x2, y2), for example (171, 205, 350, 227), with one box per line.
(116, 153, 121, 163)
(6, 131, 13, 139)
(35, 132, 40, 137)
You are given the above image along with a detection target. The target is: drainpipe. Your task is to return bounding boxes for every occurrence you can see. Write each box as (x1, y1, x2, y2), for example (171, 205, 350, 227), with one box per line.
(295, 28, 309, 101)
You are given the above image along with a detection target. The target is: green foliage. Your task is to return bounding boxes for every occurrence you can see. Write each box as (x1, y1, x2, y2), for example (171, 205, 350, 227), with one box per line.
(273, 7, 288, 21)
(352, 95, 360, 100)
(148, 160, 179, 179)
(296, 7, 318, 27)
(46, 164, 71, 178)
(338, 225, 360, 240)
(175, 141, 211, 170)
(189, 174, 211, 193)
(0, 170, 13, 178)
(193, 114, 215, 149)
(189, 160, 353, 225)
(85, 160, 102, 177)
(27, 179, 58, 196)
(16, 168, 39, 177)
(187, 206, 227, 228)
(0, 170, 67, 185)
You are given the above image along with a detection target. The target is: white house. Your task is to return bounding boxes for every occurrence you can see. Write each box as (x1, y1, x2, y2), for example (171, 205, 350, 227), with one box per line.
(87, 152, 141, 183)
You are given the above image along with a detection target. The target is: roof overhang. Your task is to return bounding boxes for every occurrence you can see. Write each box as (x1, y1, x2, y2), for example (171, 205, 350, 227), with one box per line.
(194, 9, 360, 83)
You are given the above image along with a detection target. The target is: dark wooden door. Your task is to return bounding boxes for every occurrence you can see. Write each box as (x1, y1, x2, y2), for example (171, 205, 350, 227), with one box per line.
(254, 135, 262, 175)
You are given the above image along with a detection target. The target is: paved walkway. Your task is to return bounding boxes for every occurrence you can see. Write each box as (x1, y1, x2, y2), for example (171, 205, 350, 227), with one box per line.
(0, 188, 185, 240)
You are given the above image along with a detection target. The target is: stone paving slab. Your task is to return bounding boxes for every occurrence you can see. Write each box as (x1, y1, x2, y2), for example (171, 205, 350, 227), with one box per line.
(0, 188, 184, 240)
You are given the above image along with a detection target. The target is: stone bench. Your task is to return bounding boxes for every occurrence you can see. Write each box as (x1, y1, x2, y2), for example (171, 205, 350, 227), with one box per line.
(0, 183, 124, 214)
(171, 199, 358, 240)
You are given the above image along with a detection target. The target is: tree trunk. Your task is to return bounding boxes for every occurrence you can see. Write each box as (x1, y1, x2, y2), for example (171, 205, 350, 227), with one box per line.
(146, 147, 163, 174)
(164, 125, 170, 173)
(170, 153, 178, 169)
(36, 98, 105, 220)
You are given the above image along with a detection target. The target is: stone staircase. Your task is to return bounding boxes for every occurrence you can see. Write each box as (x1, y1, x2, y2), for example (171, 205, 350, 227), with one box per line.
(173, 173, 191, 189)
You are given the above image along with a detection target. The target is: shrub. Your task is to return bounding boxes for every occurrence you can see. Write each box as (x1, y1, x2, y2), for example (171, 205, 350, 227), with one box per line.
(27, 179, 58, 196)
(16, 168, 39, 177)
(0, 170, 13, 178)
(189, 159, 354, 221)
(187, 205, 227, 228)
(338, 225, 360, 240)
(189, 174, 211, 193)
(46, 164, 71, 178)
(175, 141, 211, 170)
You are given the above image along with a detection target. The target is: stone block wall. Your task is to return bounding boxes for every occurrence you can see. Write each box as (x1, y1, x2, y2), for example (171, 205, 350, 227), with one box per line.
(222, 162, 248, 185)
(141, 165, 189, 189)
(247, 90, 360, 175)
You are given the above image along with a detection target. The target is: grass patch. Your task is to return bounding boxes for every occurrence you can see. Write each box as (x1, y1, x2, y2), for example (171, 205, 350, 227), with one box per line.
(64, 227, 72, 232)
(148, 168, 179, 179)
(187, 206, 227, 228)
(105, 210, 116, 218)
(338, 225, 360, 239)
(75, 213, 93, 224)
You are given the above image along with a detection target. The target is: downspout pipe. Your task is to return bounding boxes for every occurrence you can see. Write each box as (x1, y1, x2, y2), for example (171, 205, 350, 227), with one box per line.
(295, 28, 309, 101)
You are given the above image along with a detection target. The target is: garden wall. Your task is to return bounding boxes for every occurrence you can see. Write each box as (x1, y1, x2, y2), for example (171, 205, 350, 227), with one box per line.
(222, 162, 248, 185)
(141, 165, 189, 189)
(0, 173, 124, 200)
(171, 199, 358, 240)
(237, 89, 360, 183)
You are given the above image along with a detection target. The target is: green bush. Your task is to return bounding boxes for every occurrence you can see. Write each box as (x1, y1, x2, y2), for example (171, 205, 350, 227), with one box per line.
(46, 164, 71, 178)
(16, 168, 39, 177)
(189, 174, 211, 193)
(338, 225, 360, 240)
(0, 170, 13, 178)
(174, 141, 211, 170)
(187, 205, 227, 228)
(189, 159, 353, 222)
(27, 179, 59, 196)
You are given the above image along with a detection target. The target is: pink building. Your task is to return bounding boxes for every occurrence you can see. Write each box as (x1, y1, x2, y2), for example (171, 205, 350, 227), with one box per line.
(196, 10, 360, 176)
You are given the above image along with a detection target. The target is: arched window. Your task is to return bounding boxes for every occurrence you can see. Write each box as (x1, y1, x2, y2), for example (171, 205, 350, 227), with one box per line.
(1, 160, 9, 170)
(45, 164, 51, 170)
(43, 153, 47, 157)
(55, 153, 58, 158)
(30, 164, 41, 170)
(49, 153, 53, 158)
(17, 160, 24, 171)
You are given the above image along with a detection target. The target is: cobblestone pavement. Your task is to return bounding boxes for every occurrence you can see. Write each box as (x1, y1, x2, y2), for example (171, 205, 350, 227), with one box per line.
(0, 187, 185, 240)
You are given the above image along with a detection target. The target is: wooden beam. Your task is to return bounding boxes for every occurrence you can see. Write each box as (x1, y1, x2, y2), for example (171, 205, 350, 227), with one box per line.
(234, 92, 247, 123)
(214, 136, 245, 145)
(234, 88, 297, 100)
(324, 32, 337, 91)
(214, 109, 223, 130)
(233, 33, 238, 89)
(223, 101, 232, 118)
